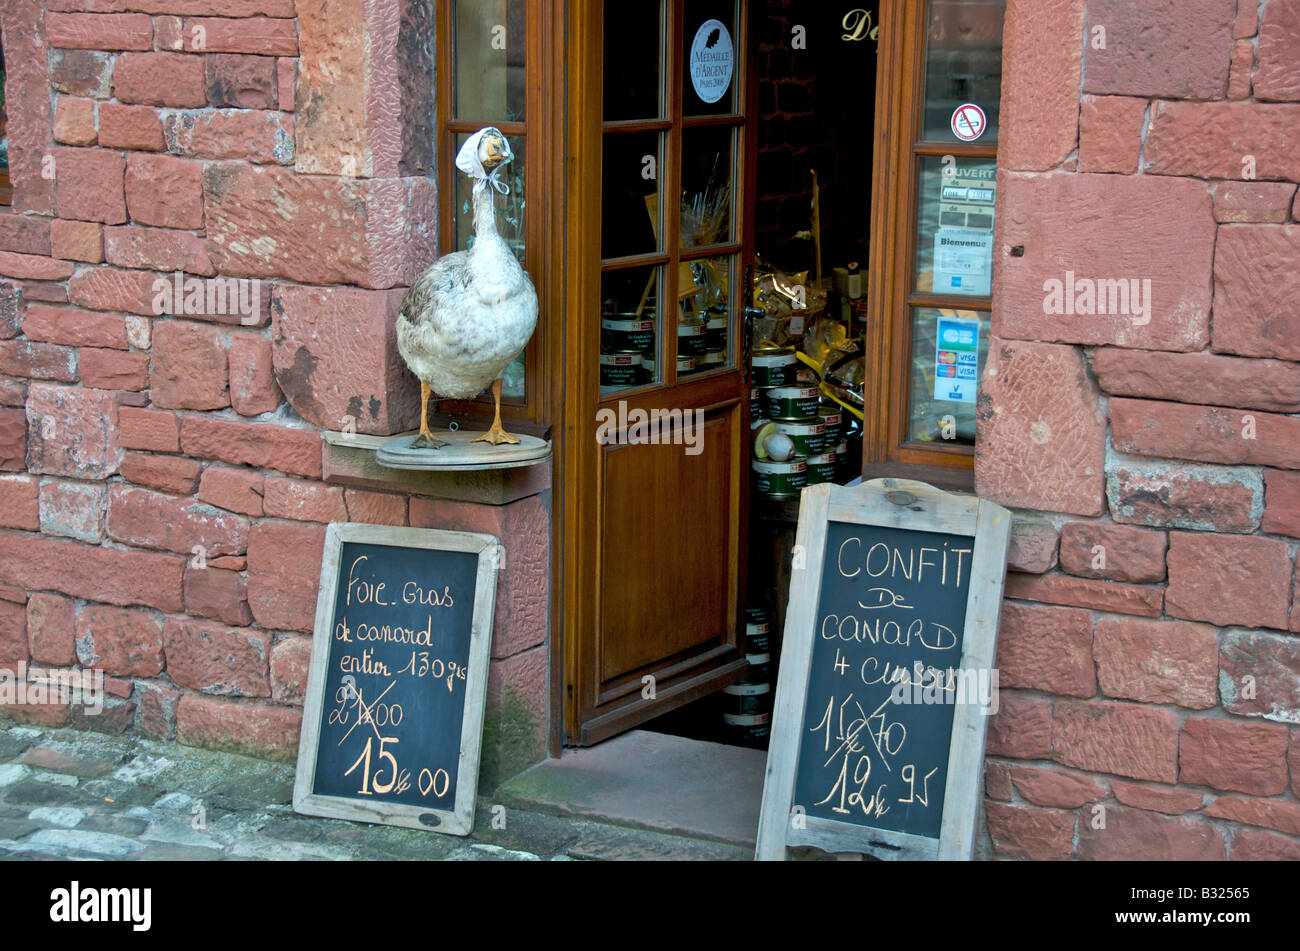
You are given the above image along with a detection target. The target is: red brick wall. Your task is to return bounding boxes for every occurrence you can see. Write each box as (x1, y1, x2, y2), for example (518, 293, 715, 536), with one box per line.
(977, 0, 1300, 860)
(0, 0, 548, 782)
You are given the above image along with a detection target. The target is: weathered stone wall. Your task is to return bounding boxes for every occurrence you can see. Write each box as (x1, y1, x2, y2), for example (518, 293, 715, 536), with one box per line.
(977, 0, 1300, 860)
(0, 0, 549, 790)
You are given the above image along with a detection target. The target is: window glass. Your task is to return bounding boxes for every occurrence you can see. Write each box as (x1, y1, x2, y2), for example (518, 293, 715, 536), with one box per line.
(907, 307, 988, 446)
(0, 42, 10, 206)
(683, 0, 739, 117)
(913, 155, 996, 296)
(601, 266, 662, 396)
(680, 125, 735, 249)
(604, 1, 664, 121)
(920, 0, 1005, 143)
(677, 254, 733, 376)
(454, 0, 527, 122)
(601, 131, 663, 259)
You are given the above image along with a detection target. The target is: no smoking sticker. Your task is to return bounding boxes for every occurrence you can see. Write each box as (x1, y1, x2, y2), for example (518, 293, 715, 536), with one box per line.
(950, 103, 987, 142)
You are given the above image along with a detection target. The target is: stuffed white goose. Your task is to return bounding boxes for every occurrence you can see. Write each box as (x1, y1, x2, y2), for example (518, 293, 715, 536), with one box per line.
(397, 128, 538, 448)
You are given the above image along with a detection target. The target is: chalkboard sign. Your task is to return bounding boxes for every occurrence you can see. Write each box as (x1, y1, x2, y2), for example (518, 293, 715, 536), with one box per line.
(756, 479, 1010, 860)
(293, 524, 500, 835)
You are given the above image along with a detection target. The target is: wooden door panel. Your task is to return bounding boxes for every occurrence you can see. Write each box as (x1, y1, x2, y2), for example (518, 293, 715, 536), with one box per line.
(599, 409, 737, 682)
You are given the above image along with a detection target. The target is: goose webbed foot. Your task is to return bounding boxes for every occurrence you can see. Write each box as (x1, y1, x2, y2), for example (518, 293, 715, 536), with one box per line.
(410, 432, 447, 450)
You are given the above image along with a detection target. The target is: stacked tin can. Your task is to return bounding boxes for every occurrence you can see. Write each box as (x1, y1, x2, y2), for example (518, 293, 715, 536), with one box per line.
(751, 346, 807, 500)
(600, 308, 656, 387)
(722, 605, 775, 747)
(810, 398, 844, 486)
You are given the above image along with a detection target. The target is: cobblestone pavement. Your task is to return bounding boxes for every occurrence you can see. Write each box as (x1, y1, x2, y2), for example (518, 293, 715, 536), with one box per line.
(0, 725, 751, 861)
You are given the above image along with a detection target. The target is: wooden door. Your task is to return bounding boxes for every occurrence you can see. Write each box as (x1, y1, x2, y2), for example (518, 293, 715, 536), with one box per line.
(563, 0, 757, 745)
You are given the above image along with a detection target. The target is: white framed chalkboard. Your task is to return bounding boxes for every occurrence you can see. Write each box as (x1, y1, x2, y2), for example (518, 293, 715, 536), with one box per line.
(293, 524, 500, 836)
(756, 479, 1011, 860)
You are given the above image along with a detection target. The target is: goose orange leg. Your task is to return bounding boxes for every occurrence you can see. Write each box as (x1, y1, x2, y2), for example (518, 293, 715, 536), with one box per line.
(411, 381, 447, 449)
(473, 379, 520, 445)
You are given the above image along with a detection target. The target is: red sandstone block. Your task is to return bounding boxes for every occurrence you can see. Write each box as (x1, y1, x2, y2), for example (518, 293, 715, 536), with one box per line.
(135, 681, 181, 740)
(0, 381, 27, 409)
(1181, 717, 1290, 795)
(1078, 95, 1146, 174)
(113, 52, 205, 107)
(68, 266, 166, 316)
(180, 17, 298, 56)
(973, 340, 1105, 517)
(276, 57, 295, 111)
(120, 451, 201, 495)
(1010, 765, 1108, 809)
(1292, 730, 1300, 796)
(204, 54, 277, 109)
(246, 519, 325, 632)
(182, 563, 252, 626)
(163, 109, 293, 164)
(0, 215, 53, 256)
(1093, 617, 1218, 709)
(96, 102, 165, 151)
(1213, 225, 1300, 362)
(1165, 531, 1291, 630)
(49, 48, 115, 99)
(0, 475, 40, 530)
(0, 698, 72, 727)
(985, 692, 1053, 760)
(1105, 459, 1262, 534)
(176, 693, 300, 761)
(1219, 629, 1300, 722)
(74, 603, 164, 677)
(1227, 39, 1252, 100)
(119, 407, 179, 452)
(1052, 700, 1180, 783)
(1264, 470, 1300, 537)
(1110, 780, 1205, 815)
(0, 598, 29, 667)
(1216, 183, 1297, 225)
(0, 252, 76, 282)
(1093, 347, 1300, 414)
(124, 154, 205, 230)
(106, 484, 249, 556)
(25, 382, 120, 479)
(78, 348, 149, 390)
(228, 331, 280, 416)
(1076, 805, 1226, 861)
(0, 409, 25, 470)
(996, 0, 1083, 173)
(270, 636, 310, 705)
(162, 616, 269, 697)
(150, 321, 229, 410)
(1255, 0, 1300, 100)
(985, 802, 1075, 860)
(1206, 797, 1300, 837)
(22, 304, 128, 349)
(1146, 101, 1300, 181)
(50, 219, 104, 263)
(52, 147, 126, 225)
(1083, 0, 1235, 98)
(14, 284, 69, 305)
(995, 602, 1095, 697)
(262, 477, 347, 523)
(197, 465, 264, 516)
(344, 489, 407, 526)
(1112, 398, 1300, 471)
(181, 416, 322, 478)
(39, 479, 106, 542)
(53, 97, 97, 146)
(27, 592, 76, 667)
(103, 227, 214, 277)
(1235, 0, 1261, 37)
(47, 12, 153, 50)
(1231, 828, 1300, 861)
(1003, 572, 1163, 617)
(0, 341, 79, 383)
(1059, 521, 1166, 583)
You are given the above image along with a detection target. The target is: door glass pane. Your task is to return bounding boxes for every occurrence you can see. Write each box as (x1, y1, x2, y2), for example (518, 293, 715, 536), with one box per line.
(920, 0, 1006, 143)
(454, 0, 527, 122)
(601, 266, 662, 396)
(914, 155, 996, 297)
(683, 0, 739, 117)
(680, 124, 735, 249)
(453, 133, 526, 264)
(907, 307, 987, 446)
(678, 255, 733, 376)
(602, 131, 663, 259)
(604, 1, 664, 120)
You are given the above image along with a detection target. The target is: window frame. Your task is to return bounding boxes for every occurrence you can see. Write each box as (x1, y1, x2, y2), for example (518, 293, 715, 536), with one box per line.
(863, 0, 1001, 489)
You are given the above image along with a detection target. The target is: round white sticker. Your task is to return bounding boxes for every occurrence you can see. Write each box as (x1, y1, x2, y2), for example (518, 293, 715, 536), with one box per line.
(690, 19, 734, 105)
(950, 103, 987, 142)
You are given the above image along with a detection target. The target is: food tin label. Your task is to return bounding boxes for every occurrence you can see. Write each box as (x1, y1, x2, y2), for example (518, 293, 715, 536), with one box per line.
(745, 652, 771, 666)
(602, 318, 655, 333)
(677, 355, 698, 372)
(701, 349, 725, 365)
(600, 352, 641, 367)
(723, 712, 771, 726)
(745, 621, 770, 636)
(752, 350, 796, 367)
(765, 386, 821, 420)
(752, 460, 806, 475)
(724, 682, 771, 697)
(677, 321, 707, 338)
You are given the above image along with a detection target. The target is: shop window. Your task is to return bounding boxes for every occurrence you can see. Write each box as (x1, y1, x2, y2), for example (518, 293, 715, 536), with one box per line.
(865, 0, 1004, 483)
(1, 39, 11, 206)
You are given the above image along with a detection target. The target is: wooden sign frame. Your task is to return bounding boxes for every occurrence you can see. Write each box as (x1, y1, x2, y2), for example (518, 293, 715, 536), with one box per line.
(756, 479, 1011, 861)
(293, 523, 501, 836)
